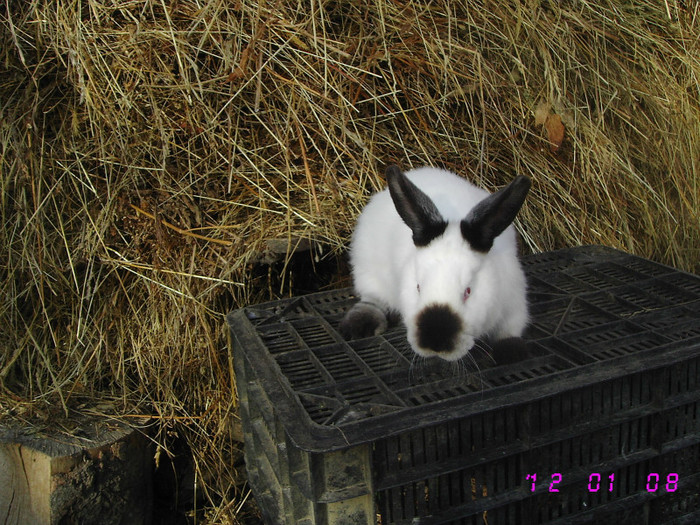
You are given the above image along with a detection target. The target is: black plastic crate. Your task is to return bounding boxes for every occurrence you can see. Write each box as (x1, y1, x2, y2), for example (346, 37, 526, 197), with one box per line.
(227, 246, 700, 524)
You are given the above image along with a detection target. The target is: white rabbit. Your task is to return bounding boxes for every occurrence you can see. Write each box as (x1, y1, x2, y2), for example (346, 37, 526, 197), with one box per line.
(339, 165, 531, 362)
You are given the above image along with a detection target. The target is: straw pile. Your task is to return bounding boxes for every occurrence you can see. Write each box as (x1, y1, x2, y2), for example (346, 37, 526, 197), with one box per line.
(1, 0, 698, 521)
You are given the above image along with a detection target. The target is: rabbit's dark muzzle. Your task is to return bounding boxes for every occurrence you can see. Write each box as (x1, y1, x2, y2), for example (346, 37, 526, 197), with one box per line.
(415, 304, 463, 355)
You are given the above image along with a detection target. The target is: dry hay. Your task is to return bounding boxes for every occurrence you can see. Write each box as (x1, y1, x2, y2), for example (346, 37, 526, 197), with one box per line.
(1, 0, 699, 522)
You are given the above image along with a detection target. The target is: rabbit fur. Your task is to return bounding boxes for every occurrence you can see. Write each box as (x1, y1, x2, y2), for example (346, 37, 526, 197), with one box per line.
(340, 165, 531, 362)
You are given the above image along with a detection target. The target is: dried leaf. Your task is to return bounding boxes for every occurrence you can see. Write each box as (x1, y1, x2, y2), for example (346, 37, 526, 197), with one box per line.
(545, 113, 565, 152)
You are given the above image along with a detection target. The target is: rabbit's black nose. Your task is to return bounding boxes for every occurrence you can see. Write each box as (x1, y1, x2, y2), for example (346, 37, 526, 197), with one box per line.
(416, 304, 462, 354)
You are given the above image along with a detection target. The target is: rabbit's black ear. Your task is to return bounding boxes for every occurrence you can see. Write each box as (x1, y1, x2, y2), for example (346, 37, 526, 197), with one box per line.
(461, 175, 531, 252)
(386, 165, 447, 247)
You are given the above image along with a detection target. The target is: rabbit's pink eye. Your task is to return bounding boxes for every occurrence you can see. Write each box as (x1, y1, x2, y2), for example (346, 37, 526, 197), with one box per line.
(463, 287, 471, 302)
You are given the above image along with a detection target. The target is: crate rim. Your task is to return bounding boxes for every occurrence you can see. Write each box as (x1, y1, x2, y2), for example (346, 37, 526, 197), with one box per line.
(228, 324, 700, 455)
